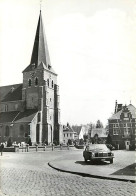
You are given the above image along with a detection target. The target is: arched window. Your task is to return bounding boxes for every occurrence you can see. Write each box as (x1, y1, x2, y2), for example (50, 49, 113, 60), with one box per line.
(28, 79, 32, 87)
(5, 126, 9, 137)
(19, 125, 24, 137)
(35, 77, 38, 86)
(47, 79, 49, 87)
(52, 80, 54, 88)
(38, 112, 41, 122)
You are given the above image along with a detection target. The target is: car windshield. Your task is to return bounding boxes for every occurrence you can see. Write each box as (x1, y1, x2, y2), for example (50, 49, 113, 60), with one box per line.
(86, 144, 108, 151)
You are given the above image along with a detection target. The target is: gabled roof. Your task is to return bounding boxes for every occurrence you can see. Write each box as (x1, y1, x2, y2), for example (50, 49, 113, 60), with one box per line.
(72, 125, 82, 135)
(109, 104, 136, 120)
(127, 104, 136, 118)
(23, 11, 56, 75)
(91, 128, 107, 138)
(63, 124, 76, 133)
(0, 84, 22, 102)
(0, 111, 19, 123)
(109, 110, 122, 120)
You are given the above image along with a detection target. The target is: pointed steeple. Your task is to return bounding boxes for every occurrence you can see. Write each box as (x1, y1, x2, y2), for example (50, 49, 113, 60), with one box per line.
(30, 10, 51, 67)
(23, 11, 56, 74)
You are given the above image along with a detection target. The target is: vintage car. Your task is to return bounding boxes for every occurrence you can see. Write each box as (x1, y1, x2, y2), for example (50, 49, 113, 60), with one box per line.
(83, 144, 114, 164)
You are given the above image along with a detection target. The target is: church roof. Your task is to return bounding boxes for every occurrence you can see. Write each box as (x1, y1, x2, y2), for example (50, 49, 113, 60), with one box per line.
(0, 111, 19, 123)
(0, 84, 22, 102)
(0, 110, 38, 124)
(14, 109, 38, 123)
(23, 11, 56, 74)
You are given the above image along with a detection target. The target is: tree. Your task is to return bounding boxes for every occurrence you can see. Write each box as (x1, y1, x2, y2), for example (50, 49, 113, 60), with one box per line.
(88, 122, 95, 141)
(106, 134, 112, 145)
(96, 120, 103, 128)
(67, 139, 72, 145)
(83, 134, 88, 142)
(79, 139, 84, 145)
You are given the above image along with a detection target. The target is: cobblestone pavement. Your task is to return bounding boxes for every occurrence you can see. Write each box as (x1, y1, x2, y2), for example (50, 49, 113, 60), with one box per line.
(0, 151, 135, 196)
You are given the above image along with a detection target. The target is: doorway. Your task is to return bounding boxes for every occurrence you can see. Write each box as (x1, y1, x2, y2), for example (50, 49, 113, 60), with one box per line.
(125, 140, 130, 150)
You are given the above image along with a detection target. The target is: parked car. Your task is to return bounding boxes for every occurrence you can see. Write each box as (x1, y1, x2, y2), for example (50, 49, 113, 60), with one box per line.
(83, 144, 114, 164)
(106, 144, 115, 151)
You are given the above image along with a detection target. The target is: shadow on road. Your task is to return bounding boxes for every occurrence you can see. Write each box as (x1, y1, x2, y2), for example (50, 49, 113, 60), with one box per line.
(75, 160, 110, 166)
(111, 163, 136, 176)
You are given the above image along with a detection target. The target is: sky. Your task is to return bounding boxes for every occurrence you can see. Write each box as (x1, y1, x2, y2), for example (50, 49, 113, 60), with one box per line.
(0, 0, 136, 127)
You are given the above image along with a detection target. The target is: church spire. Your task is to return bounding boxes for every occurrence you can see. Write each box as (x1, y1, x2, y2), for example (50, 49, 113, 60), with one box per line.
(30, 11, 51, 67)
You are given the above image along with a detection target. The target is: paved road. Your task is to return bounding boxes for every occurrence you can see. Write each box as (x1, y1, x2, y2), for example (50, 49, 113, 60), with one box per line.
(50, 150, 135, 181)
(0, 150, 135, 196)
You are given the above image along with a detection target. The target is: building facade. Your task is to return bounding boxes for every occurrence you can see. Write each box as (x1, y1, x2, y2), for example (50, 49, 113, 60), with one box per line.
(0, 11, 63, 145)
(108, 101, 136, 150)
(63, 123, 77, 144)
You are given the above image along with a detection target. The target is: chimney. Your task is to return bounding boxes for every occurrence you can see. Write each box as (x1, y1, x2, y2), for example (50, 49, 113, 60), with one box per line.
(114, 100, 118, 113)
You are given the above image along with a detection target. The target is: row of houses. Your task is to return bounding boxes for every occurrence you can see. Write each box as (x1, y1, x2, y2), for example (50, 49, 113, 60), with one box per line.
(62, 101, 136, 150)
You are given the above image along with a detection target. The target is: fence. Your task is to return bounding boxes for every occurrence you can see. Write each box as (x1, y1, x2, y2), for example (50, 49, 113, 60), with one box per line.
(3, 144, 75, 152)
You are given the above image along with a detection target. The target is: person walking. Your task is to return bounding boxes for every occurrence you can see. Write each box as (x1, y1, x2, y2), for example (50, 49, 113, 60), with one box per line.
(0, 143, 4, 156)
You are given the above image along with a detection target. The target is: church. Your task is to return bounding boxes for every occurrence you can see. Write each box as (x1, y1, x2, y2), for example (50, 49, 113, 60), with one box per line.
(0, 11, 63, 145)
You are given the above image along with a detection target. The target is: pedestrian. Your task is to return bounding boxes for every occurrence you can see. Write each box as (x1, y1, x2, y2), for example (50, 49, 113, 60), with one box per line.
(0, 143, 4, 156)
(67, 143, 69, 150)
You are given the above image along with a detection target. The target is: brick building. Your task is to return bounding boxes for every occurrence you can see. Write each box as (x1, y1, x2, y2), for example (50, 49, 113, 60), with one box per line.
(108, 101, 136, 150)
(0, 11, 63, 145)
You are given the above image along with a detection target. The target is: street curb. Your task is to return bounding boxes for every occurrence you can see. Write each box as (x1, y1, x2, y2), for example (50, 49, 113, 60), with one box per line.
(48, 162, 136, 183)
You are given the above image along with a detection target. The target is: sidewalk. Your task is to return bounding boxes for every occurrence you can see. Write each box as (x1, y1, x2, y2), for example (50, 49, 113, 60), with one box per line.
(49, 150, 136, 183)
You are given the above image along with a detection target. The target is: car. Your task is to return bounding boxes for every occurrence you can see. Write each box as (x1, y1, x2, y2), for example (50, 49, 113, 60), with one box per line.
(106, 144, 115, 151)
(83, 144, 114, 164)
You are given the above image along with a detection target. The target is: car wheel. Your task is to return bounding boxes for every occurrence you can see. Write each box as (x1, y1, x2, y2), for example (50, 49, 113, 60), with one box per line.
(84, 158, 87, 162)
(110, 159, 113, 164)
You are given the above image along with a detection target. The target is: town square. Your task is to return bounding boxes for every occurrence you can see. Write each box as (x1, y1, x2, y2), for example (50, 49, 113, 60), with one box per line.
(0, 0, 135, 195)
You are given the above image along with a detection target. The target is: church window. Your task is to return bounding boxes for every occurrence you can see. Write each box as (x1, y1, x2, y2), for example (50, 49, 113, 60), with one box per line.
(38, 112, 41, 122)
(47, 79, 49, 87)
(50, 98, 51, 102)
(5, 126, 9, 137)
(28, 79, 32, 87)
(67, 133, 68, 137)
(35, 77, 38, 86)
(24, 132, 28, 138)
(19, 125, 24, 137)
(5, 105, 8, 112)
(52, 80, 54, 88)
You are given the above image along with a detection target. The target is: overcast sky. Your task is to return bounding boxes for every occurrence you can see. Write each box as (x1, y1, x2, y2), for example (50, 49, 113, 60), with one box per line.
(0, 0, 136, 126)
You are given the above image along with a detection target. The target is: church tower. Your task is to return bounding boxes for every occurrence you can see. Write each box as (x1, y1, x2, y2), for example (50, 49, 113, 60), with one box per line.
(22, 11, 62, 144)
